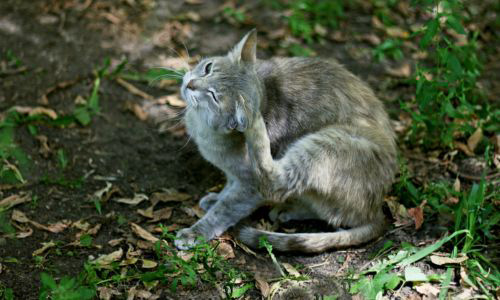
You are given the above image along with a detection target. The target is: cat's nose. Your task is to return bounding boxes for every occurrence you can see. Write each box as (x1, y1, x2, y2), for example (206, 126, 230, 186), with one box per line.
(187, 79, 196, 90)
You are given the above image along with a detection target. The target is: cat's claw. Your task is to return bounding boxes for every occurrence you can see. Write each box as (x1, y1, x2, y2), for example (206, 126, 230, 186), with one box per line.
(199, 192, 219, 211)
(175, 228, 201, 250)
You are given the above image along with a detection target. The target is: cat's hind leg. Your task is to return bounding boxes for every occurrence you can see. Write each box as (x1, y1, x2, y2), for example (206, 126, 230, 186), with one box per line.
(269, 198, 319, 223)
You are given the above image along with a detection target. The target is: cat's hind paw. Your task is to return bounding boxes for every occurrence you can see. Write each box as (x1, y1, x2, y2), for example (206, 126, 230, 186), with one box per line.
(199, 192, 219, 212)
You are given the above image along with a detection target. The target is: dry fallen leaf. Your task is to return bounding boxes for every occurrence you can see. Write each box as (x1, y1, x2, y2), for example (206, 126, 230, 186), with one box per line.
(35, 135, 51, 158)
(454, 141, 475, 156)
(385, 27, 410, 39)
(282, 262, 301, 277)
(108, 238, 124, 247)
(130, 223, 159, 243)
(430, 254, 468, 265)
(91, 248, 124, 266)
(87, 224, 102, 235)
(46, 220, 71, 233)
(414, 283, 440, 297)
(467, 128, 483, 153)
(177, 250, 194, 262)
(137, 206, 155, 219)
(0, 193, 31, 210)
(148, 207, 173, 223)
(141, 259, 158, 269)
(98, 287, 122, 300)
(11, 209, 30, 223)
(72, 220, 91, 231)
(255, 275, 270, 298)
(33, 241, 56, 256)
(115, 194, 149, 206)
(385, 62, 412, 78)
(215, 241, 235, 260)
(16, 226, 33, 238)
(150, 192, 191, 205)
(407, 205, 424, 230)
(453, 177, 461, 193)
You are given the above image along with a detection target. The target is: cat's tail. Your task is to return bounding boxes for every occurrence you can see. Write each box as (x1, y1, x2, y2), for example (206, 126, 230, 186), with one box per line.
(237, 222, 384, 253)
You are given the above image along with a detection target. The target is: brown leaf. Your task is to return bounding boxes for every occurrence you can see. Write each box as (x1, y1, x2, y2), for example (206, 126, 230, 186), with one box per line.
(35, 135, 51, 158)
(98, 287, 122, 300)
(148, 207, 173, 223)
(177, 251, 194, 262)
(108, 238, 124, 247)
(130, 223, 159, 243)
(91, 248, 124, 266)
(16, 226, 33, 238)
(386, 62, 411, 78)
(282, 262, 301, 277)
(453, 177, 461, 193)
(386, 27, 410, 39)
(87, 224, 102, 235)
(407, 205, 424, 230)
(414, 283, 440, 297)
(467, 128, 483, 153)
(255, 275, 270, 298)
(0, 193, 30, 210)
(46, 220, 71, 233)
(72, 220, 91, 231)
(215, 241, 235, 260)
(33, 241, 56, 256)
(430, 254, 468, 265)
(150, 192, 191, 205)
(115, 193, 149, 205)
(358, 33, 381, 46)
(132, 103, 148, 121)
(454, 141, 474, 156)
(11, 209, 30, 223)
(137, 206, 155, 219)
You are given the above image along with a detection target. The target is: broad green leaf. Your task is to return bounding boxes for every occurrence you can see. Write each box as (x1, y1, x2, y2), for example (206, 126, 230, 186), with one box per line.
(446, 15, 466, 34)
(231, 283, 254, 299)
(420, 19, 439, 48)
(73, 107, 91, 126)
(41, 273, 57, 290)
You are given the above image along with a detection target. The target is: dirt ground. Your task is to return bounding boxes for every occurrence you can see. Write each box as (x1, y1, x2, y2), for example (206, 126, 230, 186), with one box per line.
(0, 1, 498, 299)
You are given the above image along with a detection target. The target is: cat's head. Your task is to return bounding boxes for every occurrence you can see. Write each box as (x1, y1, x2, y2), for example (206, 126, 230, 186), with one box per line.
(181, 29, 260, 133)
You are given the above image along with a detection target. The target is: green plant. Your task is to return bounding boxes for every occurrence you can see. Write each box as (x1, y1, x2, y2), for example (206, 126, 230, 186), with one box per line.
(0, 284, 14, 300)
(39, 273, 95, 300)
(222, 7, 247, 24)
(287, 0, 344, 43)
(372, 38, 404, 61)
(405, 0, 498, 150)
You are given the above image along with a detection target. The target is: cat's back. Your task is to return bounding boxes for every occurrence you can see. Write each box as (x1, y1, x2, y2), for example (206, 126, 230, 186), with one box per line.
(255, 57, 393, 156)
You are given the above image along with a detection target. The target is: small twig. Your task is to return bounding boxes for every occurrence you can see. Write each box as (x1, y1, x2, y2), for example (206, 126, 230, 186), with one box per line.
(0, 66, 28, 77)
(115, 77, 154, 100)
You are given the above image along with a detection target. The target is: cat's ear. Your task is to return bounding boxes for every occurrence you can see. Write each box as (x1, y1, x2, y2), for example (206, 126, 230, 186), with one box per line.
(230, 29, 257, 64)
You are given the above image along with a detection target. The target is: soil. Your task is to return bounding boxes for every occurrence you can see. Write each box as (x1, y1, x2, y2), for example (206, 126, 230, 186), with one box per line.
(0, 1, 497, 299)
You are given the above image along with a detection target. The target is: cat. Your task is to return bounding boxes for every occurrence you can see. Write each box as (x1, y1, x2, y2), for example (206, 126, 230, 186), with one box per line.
(174, 29, 397, 253)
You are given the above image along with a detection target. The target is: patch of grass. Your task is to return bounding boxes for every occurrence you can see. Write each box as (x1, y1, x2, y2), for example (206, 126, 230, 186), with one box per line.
(222, 7, 247, 25)
(0, 284, 14, 300)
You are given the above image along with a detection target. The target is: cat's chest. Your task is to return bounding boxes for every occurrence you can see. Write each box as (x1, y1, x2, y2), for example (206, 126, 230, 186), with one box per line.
(185, 115, 249, 171)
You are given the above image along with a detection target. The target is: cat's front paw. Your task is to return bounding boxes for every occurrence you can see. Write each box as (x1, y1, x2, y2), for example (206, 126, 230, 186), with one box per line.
(199, 192, 219, 211)
(175, 228, 203, 250)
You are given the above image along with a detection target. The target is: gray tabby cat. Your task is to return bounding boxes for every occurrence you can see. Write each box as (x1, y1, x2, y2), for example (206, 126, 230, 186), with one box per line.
(175, 29, 397, 253)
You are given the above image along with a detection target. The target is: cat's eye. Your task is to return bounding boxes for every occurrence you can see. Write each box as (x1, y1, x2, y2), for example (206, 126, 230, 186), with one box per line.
(207, 89, 218, 104)
(204, 62, 213, 75)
